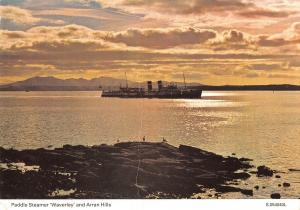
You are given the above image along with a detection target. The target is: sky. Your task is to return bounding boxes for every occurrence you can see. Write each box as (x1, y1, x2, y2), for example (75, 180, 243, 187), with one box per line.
(0, 0, 300, 85)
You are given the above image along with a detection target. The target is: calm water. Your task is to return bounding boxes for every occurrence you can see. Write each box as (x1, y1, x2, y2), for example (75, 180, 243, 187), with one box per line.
(0, 91, 299, 198)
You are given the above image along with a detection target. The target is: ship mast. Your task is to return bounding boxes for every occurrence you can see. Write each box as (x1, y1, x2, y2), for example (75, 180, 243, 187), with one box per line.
(125, 72, 128, 89)
(182, 72, 186, 88)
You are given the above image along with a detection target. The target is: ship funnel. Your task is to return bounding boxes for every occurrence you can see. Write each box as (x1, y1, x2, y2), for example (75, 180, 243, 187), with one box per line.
(157, 80, 163, 91)
(147, 81, 152, 91)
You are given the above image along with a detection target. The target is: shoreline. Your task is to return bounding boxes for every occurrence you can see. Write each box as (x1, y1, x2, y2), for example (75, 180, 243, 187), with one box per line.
(0, 142, 282, 199)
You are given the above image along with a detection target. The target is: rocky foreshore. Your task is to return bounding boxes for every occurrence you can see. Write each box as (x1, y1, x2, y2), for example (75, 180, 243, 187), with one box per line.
(0, 142, 280, 199)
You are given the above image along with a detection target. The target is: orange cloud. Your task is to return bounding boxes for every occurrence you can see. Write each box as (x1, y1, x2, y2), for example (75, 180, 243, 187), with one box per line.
(0, 6, 40, 25)
(101, 0, 296, 18)
(104, 28, 217, 49)
(237, 8, 294, 18)
(1, 23, 300, 85)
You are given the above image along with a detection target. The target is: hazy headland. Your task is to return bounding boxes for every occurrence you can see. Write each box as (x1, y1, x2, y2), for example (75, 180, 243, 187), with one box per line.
(1, 76, 300, 91)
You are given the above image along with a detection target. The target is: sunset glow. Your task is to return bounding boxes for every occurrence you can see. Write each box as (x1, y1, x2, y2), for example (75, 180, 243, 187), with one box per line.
(1, 0, 300, 85)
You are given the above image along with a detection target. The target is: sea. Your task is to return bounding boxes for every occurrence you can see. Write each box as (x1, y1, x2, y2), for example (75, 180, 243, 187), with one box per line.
(0, 91, 299, 198)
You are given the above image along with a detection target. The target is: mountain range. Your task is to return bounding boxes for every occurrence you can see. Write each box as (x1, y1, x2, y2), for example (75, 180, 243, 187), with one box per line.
(0, 76, 300, 91)
(0, 76, 200, 91)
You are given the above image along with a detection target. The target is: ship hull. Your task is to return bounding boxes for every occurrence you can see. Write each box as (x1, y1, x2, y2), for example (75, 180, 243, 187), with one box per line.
(102, 89, 202, 99)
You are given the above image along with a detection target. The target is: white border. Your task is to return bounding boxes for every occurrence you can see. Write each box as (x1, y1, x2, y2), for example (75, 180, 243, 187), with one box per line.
(0, 199, 299, 210)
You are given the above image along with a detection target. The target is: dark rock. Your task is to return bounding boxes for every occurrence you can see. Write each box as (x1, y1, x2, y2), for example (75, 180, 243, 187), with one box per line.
(0, 142, 255, 199)
(257, 165, 273, 177)
(283, 182, 290, 187)
(241, 189, 253, 196)
(62, 144, 72, 149)
(239, 158, 253, 162)
(262, 186, 266, 189)
(254, 185, 259, 190)
(97, 145, 121, 153)
(288, 169, 300, 172)
(275, 175, 281, 178)
(232, 153, 236, 156)
(179, 145, 220, 159)
(231, 172, 251, 179)
(278, 184, 281, 187)
(271, 193, 281, 199)
(215, 185, 253, 196)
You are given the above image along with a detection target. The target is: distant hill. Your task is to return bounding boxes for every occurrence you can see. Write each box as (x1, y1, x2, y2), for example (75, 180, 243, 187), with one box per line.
(194, 84, 300, 91)
(0, 76, 135, 91)
(0, 76, 201, 91)
(1, 76, 299, 91)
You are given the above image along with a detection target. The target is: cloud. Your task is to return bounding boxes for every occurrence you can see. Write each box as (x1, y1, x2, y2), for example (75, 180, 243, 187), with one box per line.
(0, 6, 40, 25)
(100, 0, 296, 19)
(0, 3, 145, 30)
(0, 24, 122, 53)
(247, 63, 285, 71)
(257, 22, 300, 47)
(267, 73, 300, 79)
(2, 24, 299, 56)
(0, 0, 25, 6)
(0, 30, 27, 39)
(2, 0, 297, 34)
(64, 0, 102, 8)
(222, 30, 245, 42)
(27, 24, 94, 38)
(104, 27, 217, 49)
(273, 22, 300, 40)
(1, 23, 300, 85)
(237, 8, 294, 18)
(2, 24, 299, 52)
(17, 39, 111, 52)
(102, 0, 253, 14)
(12, 0, 102, 9)
(257, 36, 291, 47)
(209, 29, 257, 51)
(209, 24, 300, 50)
(288, 58, 300, 67)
